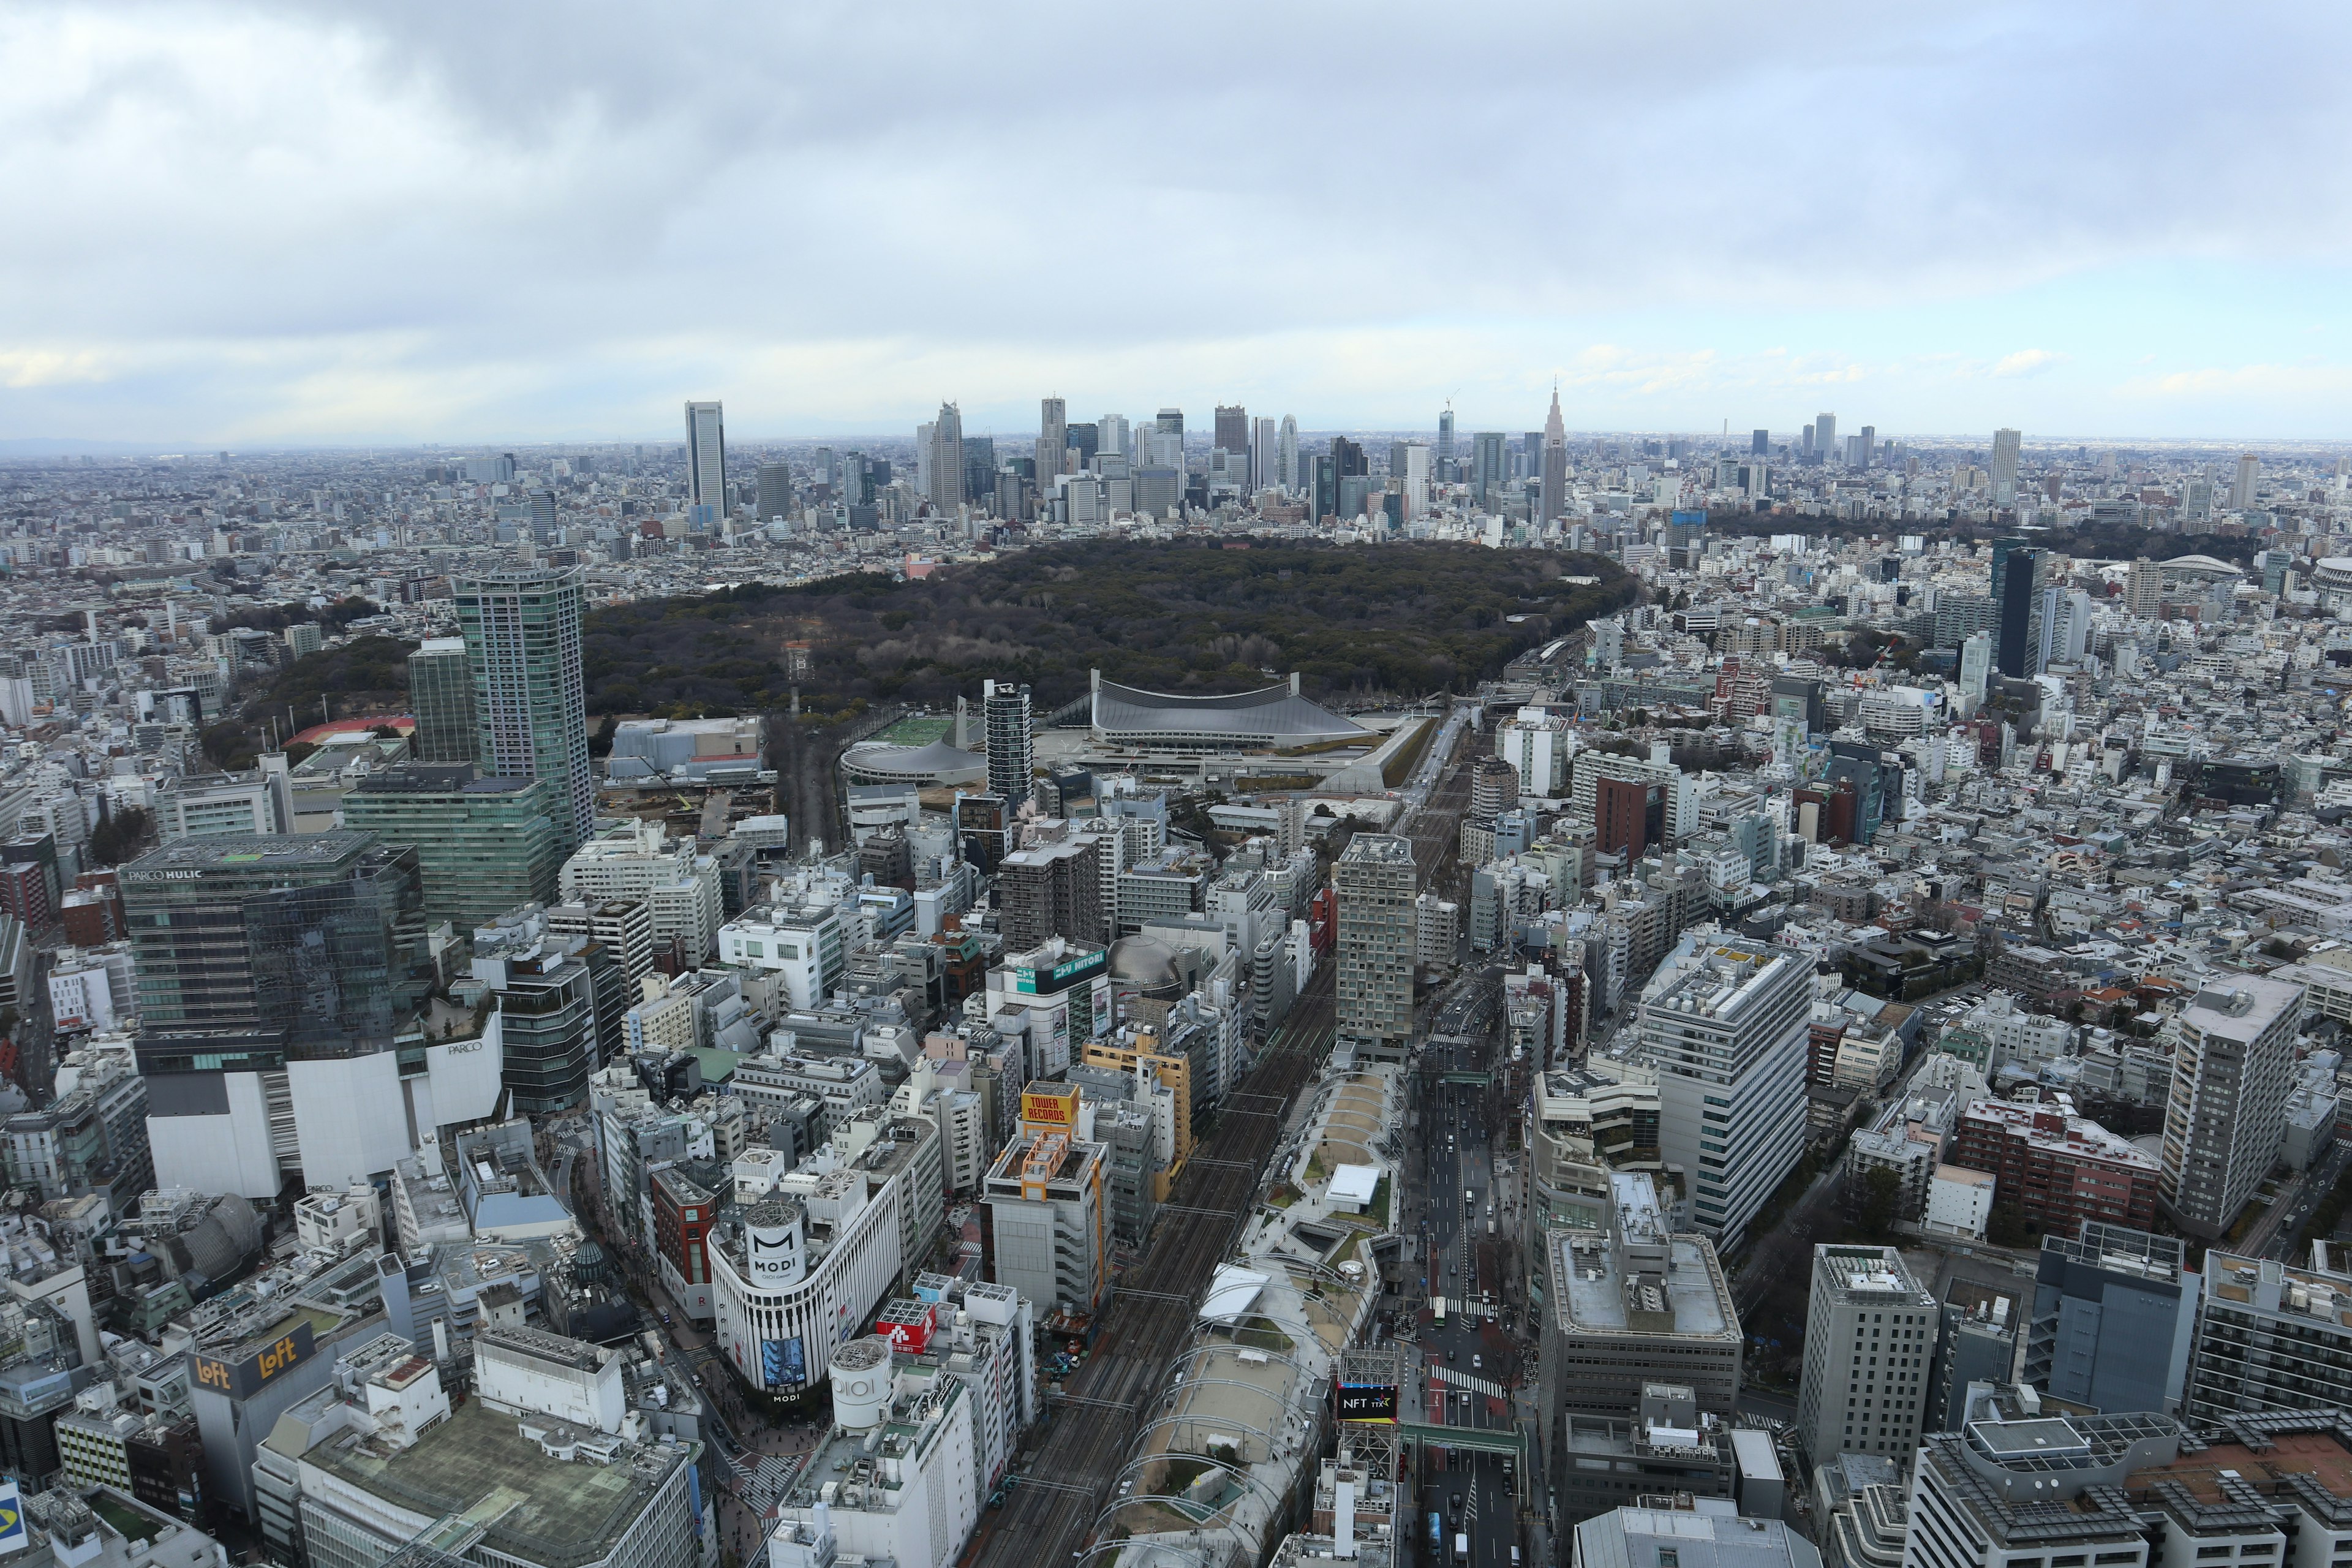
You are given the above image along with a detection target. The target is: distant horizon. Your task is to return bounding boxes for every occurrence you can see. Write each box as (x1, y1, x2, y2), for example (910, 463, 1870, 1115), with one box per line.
(7, 426, 2350, 462)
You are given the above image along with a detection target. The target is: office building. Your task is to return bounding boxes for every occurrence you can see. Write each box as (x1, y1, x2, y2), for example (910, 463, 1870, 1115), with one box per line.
(1278, 416, 1298, 489)
(1470, 431, 1508, 510)
(1795, 1244, 1940, 1465)
(1991, 428, 2021, 504)
(715, 902, 848, 1011)
(454, 567, 593, 849)
(1556, 1382, 1737, 1526)
(1905, 1392, 2352, 1568)
(982, 1128, 1107, 1317)
(2232, 451, 2260, 510)
(1928, 1281, 2021, 1433)
(2160, 977, 2304, 1238)
(1634, 930, 1809, 1248)
(1541, 1175, 1741, 1474)
(123, 833, 500, 1197)
(768, 1336, 977, 1568)
(1437, 404, 1455, 480)
(1995, 546, 2049, 679)
(1527, 1064, 1663, 1234)
(754, 461, 792, 521)
(470, 919, 614, 1112)
(341, 764, 562, 933)
(1214, 404, 1248, 465)
(1572, 1499, 1819, 1568)
(1335, 834, 1415, 1060)
(926, 402, 964, 511)
(4, 1043, 151, 1212)
(153, 771, 290, 841)
(2027, 1220, 2199, 1415)
(1039, 396, 1065, 483)
(270, 1330, 704, 1568)
(543, 899, 655, 987)
(686, 398, 726, 519)
(405, 638, 477, 764)
(982, 680, 1031, 805)
(1539, 388, 1567, 522)
(559, 820, 722, 965)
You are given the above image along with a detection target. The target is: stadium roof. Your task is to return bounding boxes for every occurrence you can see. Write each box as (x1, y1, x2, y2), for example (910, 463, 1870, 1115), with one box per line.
(840, 737, 988, 785)
(1091, 672, 1367, 748)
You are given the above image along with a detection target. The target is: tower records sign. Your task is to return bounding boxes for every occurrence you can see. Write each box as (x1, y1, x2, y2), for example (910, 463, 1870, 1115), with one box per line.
(192, 1321, 316, 1398)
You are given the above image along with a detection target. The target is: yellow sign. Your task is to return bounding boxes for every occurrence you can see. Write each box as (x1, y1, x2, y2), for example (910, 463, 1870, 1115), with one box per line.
(1022, 1087, 1076, 1128)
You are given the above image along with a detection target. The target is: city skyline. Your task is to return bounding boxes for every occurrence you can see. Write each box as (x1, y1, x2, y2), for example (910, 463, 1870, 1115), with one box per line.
(6, 4, 2352, 445)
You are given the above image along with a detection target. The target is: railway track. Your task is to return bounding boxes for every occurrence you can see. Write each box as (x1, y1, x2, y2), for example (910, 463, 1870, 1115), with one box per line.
(970, 966, 1338, 1567)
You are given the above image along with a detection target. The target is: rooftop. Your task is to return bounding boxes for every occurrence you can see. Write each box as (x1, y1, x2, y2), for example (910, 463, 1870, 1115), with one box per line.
(303, 1390, 687, 1564)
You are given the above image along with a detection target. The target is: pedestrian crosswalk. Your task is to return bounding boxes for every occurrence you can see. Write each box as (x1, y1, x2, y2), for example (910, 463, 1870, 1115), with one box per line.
(730, 1452, 803, 1517)
(1431, 1364, 1506, 1398)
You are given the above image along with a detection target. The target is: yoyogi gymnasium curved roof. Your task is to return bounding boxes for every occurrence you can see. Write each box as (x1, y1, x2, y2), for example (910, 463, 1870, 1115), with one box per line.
(1090, 672, 1368, 750)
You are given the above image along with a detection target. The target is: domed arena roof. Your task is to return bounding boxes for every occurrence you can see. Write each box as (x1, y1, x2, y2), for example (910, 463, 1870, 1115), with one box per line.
(840, 737, 988, 786)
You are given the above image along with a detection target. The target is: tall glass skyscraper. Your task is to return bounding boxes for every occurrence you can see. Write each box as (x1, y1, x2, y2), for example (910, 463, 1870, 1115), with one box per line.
(341, 763, 563, 933)
(407, 637, 477, 763)
(455, 567, 594, 849)
(685, 400, 726, 521)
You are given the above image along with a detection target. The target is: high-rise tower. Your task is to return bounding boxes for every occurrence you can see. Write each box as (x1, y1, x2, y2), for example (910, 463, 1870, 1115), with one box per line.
(2231, 452, 2260, 510)
(929, 402, 965, 510)
(1278, 417, 1298, 489)
(1539, 388, 1567, 522)
(1991, 428, 2021, 505)
(455, 567, 594, 850)
(1437, 404, 1456, 483)
(407, 638, 477, 764)
(685, 401, 726, 519)
(1039, 397, 1067, 485)
(983, 680, 1033, 806)
(1214, 405, 1248, 462)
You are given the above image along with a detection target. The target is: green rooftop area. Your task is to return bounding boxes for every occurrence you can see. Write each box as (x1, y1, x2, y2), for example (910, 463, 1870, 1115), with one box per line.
(88, 1492, 164, 1544)
(872, 715, 954, 746)
(310, 1397, 684, 1559)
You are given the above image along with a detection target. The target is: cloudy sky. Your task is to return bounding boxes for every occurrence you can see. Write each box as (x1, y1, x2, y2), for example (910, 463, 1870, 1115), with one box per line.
(6, 1, 2351, 448)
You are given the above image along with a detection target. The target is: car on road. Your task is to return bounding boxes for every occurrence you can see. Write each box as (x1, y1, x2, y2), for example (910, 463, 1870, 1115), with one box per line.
(1449, 1491, 1462, 1514)
(1446, 1348, 1455, 1361)
(1472, 1354, 1482, 1368)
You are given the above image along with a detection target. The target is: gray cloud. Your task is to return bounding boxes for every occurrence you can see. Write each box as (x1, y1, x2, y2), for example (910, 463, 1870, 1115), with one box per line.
(3, 0, 2350, 441)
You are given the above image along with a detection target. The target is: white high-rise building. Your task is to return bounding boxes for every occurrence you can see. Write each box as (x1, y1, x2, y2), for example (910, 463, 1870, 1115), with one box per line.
(2159, 976, 2304, 1238)
(1991, 428, 2020, 504)
(1497, 707, 1577, 799)
(1278, 415, 1299, 490)
(685, 399, 726, 518)
(929, 401, 965, 510)
(1632, 930, 1809, 1248)
(1814, 411, 1838, 463)
(2231, 451, 2260, 510)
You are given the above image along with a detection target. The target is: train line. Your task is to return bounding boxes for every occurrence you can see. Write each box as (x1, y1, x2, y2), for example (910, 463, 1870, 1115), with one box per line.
(970, 965, 1338, 1567)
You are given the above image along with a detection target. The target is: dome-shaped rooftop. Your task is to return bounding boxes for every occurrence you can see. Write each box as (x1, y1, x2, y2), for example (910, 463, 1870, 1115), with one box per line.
(1108, 935, 1183, 992)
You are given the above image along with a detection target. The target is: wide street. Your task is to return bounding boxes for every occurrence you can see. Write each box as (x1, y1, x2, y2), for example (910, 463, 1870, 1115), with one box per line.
(1404, 973, 1531, 1568)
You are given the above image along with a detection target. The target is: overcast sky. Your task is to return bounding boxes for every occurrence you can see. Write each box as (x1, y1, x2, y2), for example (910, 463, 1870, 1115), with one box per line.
(6, 1, 2351, 448)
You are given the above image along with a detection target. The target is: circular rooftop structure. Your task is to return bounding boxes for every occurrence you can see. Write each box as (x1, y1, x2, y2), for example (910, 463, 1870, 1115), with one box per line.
(2315, 558, 2352, 593)
(840, 737, 987, 788)
(1109, 935, 1185, 997)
